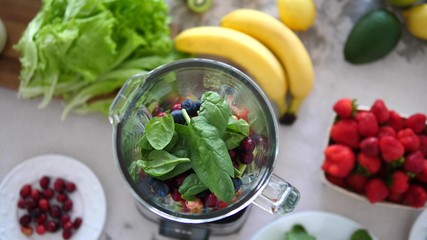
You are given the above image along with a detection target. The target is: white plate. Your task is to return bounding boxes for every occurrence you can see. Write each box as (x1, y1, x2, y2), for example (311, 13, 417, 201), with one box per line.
(252, 210, 377, 240)
(409, 209, 427, 240)
(0, 154, 107, 240)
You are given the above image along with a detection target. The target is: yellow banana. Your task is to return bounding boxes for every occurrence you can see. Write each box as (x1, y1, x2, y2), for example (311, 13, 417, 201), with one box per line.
(221, 9, 315, 124)
(174, 26, 288, 117)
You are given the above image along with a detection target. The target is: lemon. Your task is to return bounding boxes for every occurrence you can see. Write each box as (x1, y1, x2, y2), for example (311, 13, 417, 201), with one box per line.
(387, 0, 418, 7)
(403, 3, 427, 40)
(277, 0, 316, 31)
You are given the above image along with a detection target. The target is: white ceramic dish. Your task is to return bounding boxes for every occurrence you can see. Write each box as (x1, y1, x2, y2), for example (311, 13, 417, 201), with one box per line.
(409, 209, 427, 240)
(251, 210, 377, 240)
(0, 154, 107, 240)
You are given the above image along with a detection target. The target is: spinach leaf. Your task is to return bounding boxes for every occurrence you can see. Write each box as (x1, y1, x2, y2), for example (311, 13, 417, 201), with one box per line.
(178, 173, 208, 200)
(198, 91, 230, 135)
(138, 150, 190, 177)
(128, 161, 139, 182)
(138, 134, 153, 150)
(154, 162, 192, 181)
(284, 224, 316, 240)
(226, 116, 250, 136)
(164, 131, 179, 152)
(188, 116, 235, 202)
(351, 229, 372, 240)
(223, 131, 247, 150)
(145, 114, 174, 150)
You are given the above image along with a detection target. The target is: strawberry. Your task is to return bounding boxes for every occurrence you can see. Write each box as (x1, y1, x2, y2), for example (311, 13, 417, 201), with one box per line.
(397, 128, 420, 153)
(357, 153, 381, 175)
(387, 192, 403, 203)
(388, 171, 409, 194)
(330, 119, 360, 149)
(416, 160, 427, 183)
(333, 98, 357, 118)
(405, 113, 426, 134)
(403, 185, 427, 208)
(325, 174, 347, 188)
(346, 173, 367, 194)
(356, 111, 379, 137)
(377, 126, 396, 139)
(322, 144, 356, 178)
(370, 99, 390, 124)
(379, 136, 405, 163)
(388, 110, 403, 132)
(365, 178, 389, 203)
(360, 136, 379, 157)
(418, 135, 427, 157)
(403, 151, 424, 175)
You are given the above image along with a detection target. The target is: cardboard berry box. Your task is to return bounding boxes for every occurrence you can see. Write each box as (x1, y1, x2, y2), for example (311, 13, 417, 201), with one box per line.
(321, 99, 427, 210)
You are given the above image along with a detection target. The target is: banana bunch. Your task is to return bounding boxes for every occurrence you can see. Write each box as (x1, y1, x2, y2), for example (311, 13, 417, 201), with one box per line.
(174, 9, 314, 124)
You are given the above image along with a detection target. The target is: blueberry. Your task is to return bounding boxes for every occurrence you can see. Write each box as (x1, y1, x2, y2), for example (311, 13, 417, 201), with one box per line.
(171, 109, 185, 124)
(232, 178, 242, 191)
(181, 99, 197, 116)
(150, 179, 170, 197)
(194, 100, 201, 111)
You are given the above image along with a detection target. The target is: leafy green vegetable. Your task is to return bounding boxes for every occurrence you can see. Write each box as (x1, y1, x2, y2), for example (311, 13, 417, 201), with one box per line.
(145, 115, 175, 150)
(15, 0, 186, 117)
(222, 116, 250, 149)
(178, 173, 208, 200)
(137, 150, 190, 177)
(198, 91, 231, 135)
(350, 229, 373, 240)
(285, 224, 316, 240)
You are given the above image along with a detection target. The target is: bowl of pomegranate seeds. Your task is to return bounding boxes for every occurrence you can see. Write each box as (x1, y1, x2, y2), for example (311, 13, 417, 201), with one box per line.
(0, 154, 106, 239)
(321, 98, 427, 209)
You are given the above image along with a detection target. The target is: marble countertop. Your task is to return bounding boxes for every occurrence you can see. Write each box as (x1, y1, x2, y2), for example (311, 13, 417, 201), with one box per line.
(1, 0, 427, 239)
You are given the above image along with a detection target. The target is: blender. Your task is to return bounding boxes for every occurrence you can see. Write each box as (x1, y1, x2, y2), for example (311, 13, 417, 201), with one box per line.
(109, 58, 300, 239)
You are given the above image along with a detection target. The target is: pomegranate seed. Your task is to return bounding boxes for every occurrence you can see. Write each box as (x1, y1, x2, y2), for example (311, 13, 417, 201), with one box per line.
(63, 221, 73, 231)
(54, 178, 65, 192)
(62, 199, 73, 212)
(49, 204, 62, 219)
(239, 152, 254, 164)
(56, 193, 68, 202)
(17, 198, 26, 209)
(19, 184, 32, 198)
(24, 198, 37, 210)
(38, 198, 50, 211)
(240, 137, 255, 153)
(42, 188, 54, 199)
(170, 103, 182, 111)
(30, 189, 41, 201)
(19, 215, 32, 227)
(36, 213, 47, 225)
(73, 217, 83, 229)
(62, 230, 73, 239)
(65, 182, 76, 193)
(36, 224, 46, 235)
(39, 176, 50, 189)
(21, 226, 33, 236)
(45, 220, 60, 232)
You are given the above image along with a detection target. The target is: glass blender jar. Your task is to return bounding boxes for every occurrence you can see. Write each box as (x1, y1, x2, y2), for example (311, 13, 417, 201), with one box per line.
(109, 58, 300, 239)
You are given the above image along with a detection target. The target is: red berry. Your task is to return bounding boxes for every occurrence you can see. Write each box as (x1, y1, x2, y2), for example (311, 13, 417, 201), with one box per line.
(346, 173, 367, 194)
(21, 226, 33, 236)
(377, 126, 396, 139)
(17, 198, 26, 209)
(388, 110, 404, 132)
(325, 174, 347, 188)
(240, 137, 255, 153)
(228, 149, 237, 160)
(170, 188, 183, 202)
(365, 178, 389, 203)
(151, 105, 163, 116)
(53, 178, 65, 192)
(62, 199, 73, 212)
(370, 99, 390, 124)
(157, 112, 167, 117)
(397, 128, 420, 153)
(403, 151, 424, 174)
(30, 189, 41, 201)
(333, 98, 356, 118)
(170, 103, 182, 112)
(405, 113, 426, 134)
(403, 185, 427, 208)
(49, 204, 62, 219)
(46, 220, 60, 232)
(357, 153, 381, 175)
(36, 213, 47, 225)
(39, 176, 50, 189)
(379, 136, 405, 163)
(73, 217, 83, 229)
(330, 119, 360, 149)
(416, 161, 427, 183)
(63, 221, 74, 231)
(24, 197, 37, 210)
(62, 230, 73, 239)
(42, 188, 55, 199)
(239, 151, 254, 164)
(418, 135, 427, 157)
(360, 137, 379, 157)
(36, 224, 46, 235)
(389, 171, 409, 194)
(357, 111, 378, 137)
(387, 192, 404, 203)
(204, 193, 219, 208)
(38, 198, 50, 211)
(19, 184, 32, 198)
(218, 201, 228, 209)
(65, 182, 76, 193)
(56, 193, 68, 202)
(322, 144, 355, 178)
(19, 214, 32, 227)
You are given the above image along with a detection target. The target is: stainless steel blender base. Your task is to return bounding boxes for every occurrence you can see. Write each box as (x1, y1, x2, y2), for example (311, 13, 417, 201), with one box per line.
(135, 201, 252, 239)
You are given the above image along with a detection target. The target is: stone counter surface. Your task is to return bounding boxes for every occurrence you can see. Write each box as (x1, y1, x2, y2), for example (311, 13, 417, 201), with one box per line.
(1, 0, 427, 240)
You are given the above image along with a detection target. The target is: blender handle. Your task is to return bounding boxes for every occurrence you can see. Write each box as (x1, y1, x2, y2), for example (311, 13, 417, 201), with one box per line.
(252, 173, 300, 215)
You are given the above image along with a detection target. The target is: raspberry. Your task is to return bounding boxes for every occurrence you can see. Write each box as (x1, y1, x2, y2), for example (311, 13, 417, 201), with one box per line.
(365, 178, 389, 203)
(322, 144, 355, 178)
(370, 99, 390, 123)
(416, 161, 427, 183)
(360, 137, 379, 157)
(388, 110, 404, 132)
(357, 111, 379, 137)
(345, 173, 367, 193)
(397, 128, 420, 153)
(330, 119, 360, 148)
(418, 135, 427, 157)
(333, 98, 357, 118)
(405, 113, 426, 134)
(379, 136, 404, 163)
(403, 185, 427, 208)
(403, 151, 424, 174)
(388, 171, 409, 194)
(357, 153, 381, 175)
(377, 126, 396, 139)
